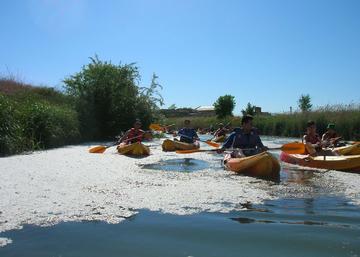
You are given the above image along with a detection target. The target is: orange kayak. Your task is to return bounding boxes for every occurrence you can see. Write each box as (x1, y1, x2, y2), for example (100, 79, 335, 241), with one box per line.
(162, 139, 200, 151)
(224, 152, 280, 179)
(335, 143, 360, 155)
(280, 152, 360, 172)
(117, 142, 150, 156)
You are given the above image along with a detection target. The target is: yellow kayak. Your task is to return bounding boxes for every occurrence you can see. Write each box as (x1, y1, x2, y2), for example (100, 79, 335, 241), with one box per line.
(162, 139, 200, 151)
(280, 152, 360, 172)
(224, 152, 280, 179)
(117, 142, 150, 156)
(335, 143, 360, 155)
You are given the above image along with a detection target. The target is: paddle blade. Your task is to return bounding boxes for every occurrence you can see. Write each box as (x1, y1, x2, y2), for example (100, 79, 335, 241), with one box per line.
(89, 145, 106, 153)
(176, 149, 203, 154)
(280, 142, 306, 154)
(205, 140, 220, 148)
(149, 123, 163, 131)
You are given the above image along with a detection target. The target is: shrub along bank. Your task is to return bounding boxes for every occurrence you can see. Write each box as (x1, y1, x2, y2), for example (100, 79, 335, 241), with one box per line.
(0, 57, 164, 156)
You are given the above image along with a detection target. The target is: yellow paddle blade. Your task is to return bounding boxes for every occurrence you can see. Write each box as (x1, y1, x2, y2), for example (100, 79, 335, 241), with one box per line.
(205, 140, 220, 148)
(149, 123, 163, 131)
(89, 145, 106, 153)
(280, 142, 306, 154)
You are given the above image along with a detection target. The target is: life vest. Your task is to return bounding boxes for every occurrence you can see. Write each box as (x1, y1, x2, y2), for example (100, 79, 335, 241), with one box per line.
(322, 131, 338, 141)
(304, 133, 321, 144)
(126, 128, 144, 144)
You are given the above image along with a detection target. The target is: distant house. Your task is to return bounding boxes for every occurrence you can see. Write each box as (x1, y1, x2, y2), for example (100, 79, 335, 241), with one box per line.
(160, 105, 216, 118)
(254, 106, 271, 116)
(194, 106, 216, 116)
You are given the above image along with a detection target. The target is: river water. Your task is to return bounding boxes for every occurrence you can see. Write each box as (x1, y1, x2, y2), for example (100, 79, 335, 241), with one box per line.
(0, 136, 359, 256)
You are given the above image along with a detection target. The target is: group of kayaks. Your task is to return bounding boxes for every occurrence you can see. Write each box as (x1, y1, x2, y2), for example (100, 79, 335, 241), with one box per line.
(100, 138, 360, 179)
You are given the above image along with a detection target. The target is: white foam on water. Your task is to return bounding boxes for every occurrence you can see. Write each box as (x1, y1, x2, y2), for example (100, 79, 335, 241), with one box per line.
(0, 238, 12, 247)
(0, 139, 359, 247)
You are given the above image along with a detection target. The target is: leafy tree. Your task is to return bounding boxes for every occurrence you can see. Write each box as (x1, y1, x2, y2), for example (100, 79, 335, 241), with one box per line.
(241, 102, 256, 116)
(298, 94, 312, 112)
(64, 56, 162, 139)
(136, 73, 164, 127)
(213, 95, 235, 119)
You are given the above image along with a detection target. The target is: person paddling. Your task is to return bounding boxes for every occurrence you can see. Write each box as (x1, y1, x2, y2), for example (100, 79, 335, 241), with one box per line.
(322, 123, 343, 147)
(218, 114, 267, 157)
(119, 119, 145, 145)
(302, 120, 322, 155)
(213, 123, 228, 138)
(303, 121, 338, 156)
(177, 119, 200, 144)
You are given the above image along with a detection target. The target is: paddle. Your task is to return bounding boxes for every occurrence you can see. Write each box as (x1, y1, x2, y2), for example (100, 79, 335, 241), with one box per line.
(176, 142, 306, 154)
(88, 132, 152, 154)
(149, 123, 175, 132)
(210, 119, 232, 141)
(177, 133, 220, 148)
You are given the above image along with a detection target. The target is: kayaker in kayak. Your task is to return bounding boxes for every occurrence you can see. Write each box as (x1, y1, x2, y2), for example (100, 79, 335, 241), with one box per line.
(302, 121, 338, 156)
(322, 123, 343, 147)
(218, 114, 267, 157)
(302, 120, 322, 155)
(213, 123, 228, 137)
(119, 119, 145, 145)
(177, 119, 200, 144)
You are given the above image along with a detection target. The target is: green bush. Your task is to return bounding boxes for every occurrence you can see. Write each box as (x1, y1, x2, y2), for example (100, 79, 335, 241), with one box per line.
(0, 94, 25, 155)
(0, 81, 80, 156)
(64, 56, 163, 140)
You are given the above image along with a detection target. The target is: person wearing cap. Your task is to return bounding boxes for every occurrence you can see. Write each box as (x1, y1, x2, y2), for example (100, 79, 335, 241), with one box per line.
(322, 123, 341, 147)
(213, 123, 228, 137)
(119, 119, 146, 145)
(218, 114, 267, 157)
(177, 119, 200, 144)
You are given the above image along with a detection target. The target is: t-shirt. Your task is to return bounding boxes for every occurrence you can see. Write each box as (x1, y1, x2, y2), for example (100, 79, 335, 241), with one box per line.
(178, 128, 199, 143)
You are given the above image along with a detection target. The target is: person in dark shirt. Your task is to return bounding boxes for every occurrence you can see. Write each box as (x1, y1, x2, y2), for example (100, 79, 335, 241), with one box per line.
(177, 119, 200, 144)
(322, 123, 342, 147)
(218, 115, 267, 157)
(213, 123, 228, 137)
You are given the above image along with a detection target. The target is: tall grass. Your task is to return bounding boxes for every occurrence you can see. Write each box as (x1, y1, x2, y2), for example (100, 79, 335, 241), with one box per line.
(0, 79, 80, 156)
(162, 105, 360, 141)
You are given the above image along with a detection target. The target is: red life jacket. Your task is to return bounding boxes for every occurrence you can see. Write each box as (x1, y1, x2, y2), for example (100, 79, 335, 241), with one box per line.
(126, 128, 144, 144)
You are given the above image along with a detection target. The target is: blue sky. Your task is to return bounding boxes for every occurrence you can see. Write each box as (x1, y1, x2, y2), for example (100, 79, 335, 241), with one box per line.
(1, 0, 359, 113)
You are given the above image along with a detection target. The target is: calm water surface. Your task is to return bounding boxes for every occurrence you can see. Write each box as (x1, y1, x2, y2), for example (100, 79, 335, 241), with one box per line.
(1, 136, 359, 257)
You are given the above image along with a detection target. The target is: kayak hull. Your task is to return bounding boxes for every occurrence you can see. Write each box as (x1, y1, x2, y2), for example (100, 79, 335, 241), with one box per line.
(224, 152, 280, 179)
(335, 143, 360, 155)
(280, 152, 360, 172)
(117, 142, 150, 156)
(162, 139, 200, 151)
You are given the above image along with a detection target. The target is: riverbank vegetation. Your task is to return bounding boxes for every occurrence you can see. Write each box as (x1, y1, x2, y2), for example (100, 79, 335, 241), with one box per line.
(0, 56, 164, 156)
(0, 79, 80, 156)
(162, 104, 360, 141)
(1, 56, 359, 156)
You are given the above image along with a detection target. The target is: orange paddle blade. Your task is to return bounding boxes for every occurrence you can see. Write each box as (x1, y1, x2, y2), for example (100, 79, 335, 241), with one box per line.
(89, 145, 106, 153)
(204, 140, 220, 148)
(149, 123, 164, 131)
(280, 142, 306, 154)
